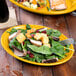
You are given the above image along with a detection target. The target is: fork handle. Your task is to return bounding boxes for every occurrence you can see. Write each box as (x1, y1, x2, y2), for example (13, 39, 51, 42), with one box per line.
(71, 11, 76, 16)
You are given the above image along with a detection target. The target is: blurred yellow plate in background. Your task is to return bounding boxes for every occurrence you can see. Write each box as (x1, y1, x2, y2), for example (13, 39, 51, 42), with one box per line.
(10, 0, 76, 15)
(1, 25, 74, 66)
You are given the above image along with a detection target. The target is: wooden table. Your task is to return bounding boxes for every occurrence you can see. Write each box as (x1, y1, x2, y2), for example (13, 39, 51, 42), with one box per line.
(0, 0, 76, 76)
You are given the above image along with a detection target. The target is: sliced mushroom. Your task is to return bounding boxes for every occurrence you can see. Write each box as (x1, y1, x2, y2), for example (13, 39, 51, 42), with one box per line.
(23, 49, 27, 56)
(14, 48, 25, 57)
(12, 45, 21, 51)
(9, 30, 21, 41)
(29, 39, 42, 47)
(42, 58, 58, 63)
(12, 45, 27, 56)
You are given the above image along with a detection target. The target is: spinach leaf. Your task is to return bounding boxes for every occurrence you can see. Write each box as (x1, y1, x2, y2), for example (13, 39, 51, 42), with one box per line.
(23, 40, 32, 51)
(15, 0, 17, 2)
(45, 55, 56, 59)
(22, 54, 35, 62)
(26, 24, 31, 30)
(65, 45, 70, 53)
(46, 29, 53, 36)
(21, 42, 27, 52)
(7, 28, 17, 34)
(30, 32, 36, 35)
(50, 40, 65, 58)
(9, 38, 23, 51)
(18, 29, 27, 35)
(47, 7, 51, 11)
(22, 51, 45, 63)
(31, 52, 45, 63)
(27, 45, 52, 55)
(46, 29, 61, 37)
(7, 28, 27, 35)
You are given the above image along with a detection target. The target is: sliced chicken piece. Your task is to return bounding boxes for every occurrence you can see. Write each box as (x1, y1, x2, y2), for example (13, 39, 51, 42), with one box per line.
(38, 28, 47, 32)
(29, 39, 42, 47)
(41, 33, 47, 37)
(34, 33, 50, 47)
(34, 33, 47, 40)
(9, 32, 17, 41)
(9, 30, 21, 41)
(42, 58, 58, 63)
(34, 33, 42, 40)
(42, 37, 49, 44)
(50, 0, 67, 10)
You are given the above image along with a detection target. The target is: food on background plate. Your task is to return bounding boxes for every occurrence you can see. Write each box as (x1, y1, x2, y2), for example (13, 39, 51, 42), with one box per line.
(50, 0, 67, 10)
(15, 0, 46, 9)
(15, 0, 67, 10)
(8, 24, 71, 63)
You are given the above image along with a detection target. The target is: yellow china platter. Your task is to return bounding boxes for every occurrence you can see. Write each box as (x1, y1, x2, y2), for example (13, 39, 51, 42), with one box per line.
(10, 0, 76, 15)
(1, 25, 74, 66)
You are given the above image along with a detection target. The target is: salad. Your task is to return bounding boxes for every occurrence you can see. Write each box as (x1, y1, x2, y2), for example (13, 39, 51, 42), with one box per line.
(15, 0, 46, 10)
(15, 0, 67, 10)
(8, 24, 70, 63)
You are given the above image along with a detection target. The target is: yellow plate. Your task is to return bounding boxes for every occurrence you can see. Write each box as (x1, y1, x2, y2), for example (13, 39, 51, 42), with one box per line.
(10, 0, 76, 15)
(1, 24, 74, 66)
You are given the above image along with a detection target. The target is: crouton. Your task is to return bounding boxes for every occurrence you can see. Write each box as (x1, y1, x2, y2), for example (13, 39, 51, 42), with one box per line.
(25, 33, 32, 38)
(9, 30, 21, 41)
(16, 33, 26, 43)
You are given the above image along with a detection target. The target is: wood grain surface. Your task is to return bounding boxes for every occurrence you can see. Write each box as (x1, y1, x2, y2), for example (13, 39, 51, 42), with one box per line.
(0, 0, 76, 76)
